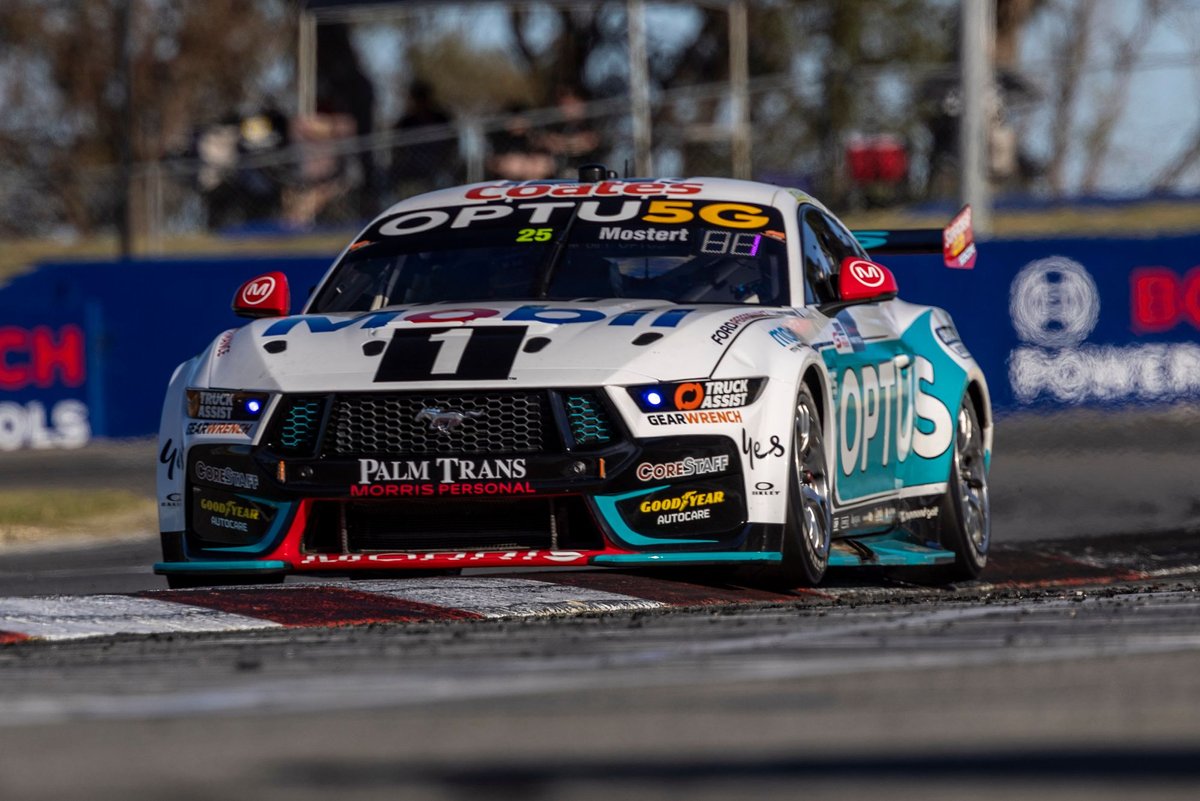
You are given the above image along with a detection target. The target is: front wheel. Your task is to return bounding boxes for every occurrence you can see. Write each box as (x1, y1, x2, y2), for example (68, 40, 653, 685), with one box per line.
(935, 398, 990, 580)
(777, 384, 832, 586)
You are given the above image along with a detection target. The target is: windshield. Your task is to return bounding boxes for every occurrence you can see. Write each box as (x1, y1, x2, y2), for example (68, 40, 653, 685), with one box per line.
(310, 196, 790, 312)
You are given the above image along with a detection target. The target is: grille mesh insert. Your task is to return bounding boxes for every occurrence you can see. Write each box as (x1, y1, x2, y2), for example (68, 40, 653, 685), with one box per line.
(565, 392, 613, 446)
(326, 392, 547, 455)
(274, 397, 324, 454)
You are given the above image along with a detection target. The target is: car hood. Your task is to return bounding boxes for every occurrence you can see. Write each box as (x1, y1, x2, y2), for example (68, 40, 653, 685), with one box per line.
(202, 300, 797, 391)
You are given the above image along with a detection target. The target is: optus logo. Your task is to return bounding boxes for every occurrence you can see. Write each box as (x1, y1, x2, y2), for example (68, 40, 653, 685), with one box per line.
(837, 356, 952, 477)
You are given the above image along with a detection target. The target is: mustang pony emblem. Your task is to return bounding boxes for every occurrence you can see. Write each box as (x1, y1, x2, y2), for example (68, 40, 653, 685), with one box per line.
(416, 407, 483, 433)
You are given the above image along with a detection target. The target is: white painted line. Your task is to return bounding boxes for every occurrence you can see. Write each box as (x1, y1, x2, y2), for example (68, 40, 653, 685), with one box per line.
(1138, 566, 1200, 579)
(330, 577, 665, 617)
(0, 595, 281, 641)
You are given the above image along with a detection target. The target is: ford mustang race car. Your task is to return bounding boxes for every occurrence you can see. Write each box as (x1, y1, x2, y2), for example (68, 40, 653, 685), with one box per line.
(155, 165, 990, 588)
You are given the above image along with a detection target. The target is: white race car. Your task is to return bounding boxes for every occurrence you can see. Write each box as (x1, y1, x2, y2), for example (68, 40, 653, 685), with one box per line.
(156, 166, 990, 588)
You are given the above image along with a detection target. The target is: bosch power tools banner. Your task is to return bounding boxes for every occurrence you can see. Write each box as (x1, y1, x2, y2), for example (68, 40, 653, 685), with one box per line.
(0, 305, 95, 451)
(0, 257, 330, 447)
(889, 231, 1200, 411)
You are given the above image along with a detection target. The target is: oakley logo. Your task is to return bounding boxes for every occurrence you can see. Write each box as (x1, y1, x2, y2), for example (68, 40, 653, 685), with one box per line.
(416, 407, 483, 433)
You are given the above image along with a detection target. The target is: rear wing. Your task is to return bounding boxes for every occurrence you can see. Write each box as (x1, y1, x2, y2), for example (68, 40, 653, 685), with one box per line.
(851, 205, 976, 269)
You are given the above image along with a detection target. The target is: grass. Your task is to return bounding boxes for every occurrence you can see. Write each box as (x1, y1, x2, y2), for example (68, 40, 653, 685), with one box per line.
(0, 489, 156, 546)
(0, 229, 350, 282)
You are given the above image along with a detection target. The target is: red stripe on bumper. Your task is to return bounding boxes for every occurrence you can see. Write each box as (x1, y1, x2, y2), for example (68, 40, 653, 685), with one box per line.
(141, 588, 483, 626)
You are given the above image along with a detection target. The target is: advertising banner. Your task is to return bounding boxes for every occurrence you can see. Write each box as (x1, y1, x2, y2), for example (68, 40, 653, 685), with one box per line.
(0, 256, 330, 445)
(0, 304, 96, 451)
(889, 232, 1200, 413)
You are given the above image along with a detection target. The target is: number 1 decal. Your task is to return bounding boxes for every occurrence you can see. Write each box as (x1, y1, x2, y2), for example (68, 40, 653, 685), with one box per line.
(373, 326, 527, 382)
(427, 329, 472, 374)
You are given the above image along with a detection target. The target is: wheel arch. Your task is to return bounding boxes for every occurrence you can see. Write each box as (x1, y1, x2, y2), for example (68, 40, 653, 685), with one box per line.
(965, 378, 990, 436)
(801, 366, 826, 424)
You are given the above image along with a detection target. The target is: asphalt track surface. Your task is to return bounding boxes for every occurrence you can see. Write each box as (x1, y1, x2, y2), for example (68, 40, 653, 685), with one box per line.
(0, 409, 1198, 799)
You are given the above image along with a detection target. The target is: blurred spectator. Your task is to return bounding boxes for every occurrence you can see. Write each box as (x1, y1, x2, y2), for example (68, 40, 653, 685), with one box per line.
(390, 80, 461, 201)
(488, 104, 556, 181)
(314, 23, 377, 218)
(188, 107, 290, 229)
(541, 83, 603, 175)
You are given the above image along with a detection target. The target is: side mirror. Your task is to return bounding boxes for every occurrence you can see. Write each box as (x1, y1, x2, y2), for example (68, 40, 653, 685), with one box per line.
(233, 272, 290, 318)
(838, 257, 898, 303)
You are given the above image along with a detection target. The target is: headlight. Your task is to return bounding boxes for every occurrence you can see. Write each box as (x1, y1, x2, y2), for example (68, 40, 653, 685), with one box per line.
(186, 389, 271, 421)
(626, 378, 765, 412)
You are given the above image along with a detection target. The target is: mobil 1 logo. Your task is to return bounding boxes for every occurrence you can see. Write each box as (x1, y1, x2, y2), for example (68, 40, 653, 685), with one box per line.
(374, 326, 526, 382)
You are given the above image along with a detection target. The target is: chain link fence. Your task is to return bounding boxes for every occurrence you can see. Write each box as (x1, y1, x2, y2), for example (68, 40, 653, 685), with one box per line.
(1, 75, 959, 264)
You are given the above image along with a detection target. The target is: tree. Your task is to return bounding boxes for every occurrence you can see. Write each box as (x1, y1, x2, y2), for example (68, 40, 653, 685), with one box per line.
(0, 0, 294, 237)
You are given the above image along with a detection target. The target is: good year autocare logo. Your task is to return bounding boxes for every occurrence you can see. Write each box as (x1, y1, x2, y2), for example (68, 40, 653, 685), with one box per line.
(240, 276, 276, 306)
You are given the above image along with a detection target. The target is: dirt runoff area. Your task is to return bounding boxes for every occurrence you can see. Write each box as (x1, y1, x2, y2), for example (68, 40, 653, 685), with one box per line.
(0, 439, 156, 549)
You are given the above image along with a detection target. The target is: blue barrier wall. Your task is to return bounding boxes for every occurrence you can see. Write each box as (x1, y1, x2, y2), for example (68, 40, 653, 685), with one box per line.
(0, 256, 331, 446)
(1, 232, 1198, 448)
(889, 232, 1200, 411)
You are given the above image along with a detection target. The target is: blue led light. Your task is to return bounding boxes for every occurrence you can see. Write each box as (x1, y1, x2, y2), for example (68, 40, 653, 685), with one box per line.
(245, 399, 262, 415)
(644, 390, 663, 407)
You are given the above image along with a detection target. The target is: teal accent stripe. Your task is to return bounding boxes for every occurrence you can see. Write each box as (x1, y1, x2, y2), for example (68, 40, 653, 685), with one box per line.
(592, 486, 718, 547)
(154, 560, 287, 574)
(829, 531, 956, 567)
(593, 552, 780, 566)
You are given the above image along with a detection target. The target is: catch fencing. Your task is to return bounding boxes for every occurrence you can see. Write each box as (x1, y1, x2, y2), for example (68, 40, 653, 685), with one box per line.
(0, 70, 921, 252)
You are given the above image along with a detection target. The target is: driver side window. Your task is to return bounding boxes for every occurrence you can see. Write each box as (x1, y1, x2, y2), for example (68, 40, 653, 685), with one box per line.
(800, 208, 840, 305)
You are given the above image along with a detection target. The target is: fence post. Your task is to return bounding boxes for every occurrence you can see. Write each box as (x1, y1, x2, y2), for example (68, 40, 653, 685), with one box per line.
(729, 0, 751, 179)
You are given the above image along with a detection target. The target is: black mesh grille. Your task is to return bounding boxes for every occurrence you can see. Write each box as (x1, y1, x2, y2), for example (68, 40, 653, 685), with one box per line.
(325, 392, 548, 455)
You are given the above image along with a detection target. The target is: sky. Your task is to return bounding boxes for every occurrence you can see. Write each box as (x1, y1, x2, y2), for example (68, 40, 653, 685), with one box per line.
(1019, 0, 1200, 194)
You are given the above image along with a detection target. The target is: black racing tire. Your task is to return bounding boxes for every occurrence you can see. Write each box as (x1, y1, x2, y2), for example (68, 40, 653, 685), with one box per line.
(934, 396, 990, 581)
(165, 573, 287, 590)
(775, 383, 833, 586)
